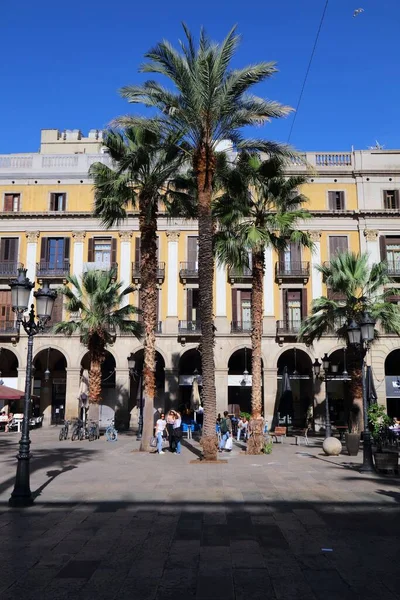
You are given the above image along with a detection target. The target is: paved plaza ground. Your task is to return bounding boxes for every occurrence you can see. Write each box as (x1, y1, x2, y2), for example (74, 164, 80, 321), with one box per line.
(0, 429, 399, 600)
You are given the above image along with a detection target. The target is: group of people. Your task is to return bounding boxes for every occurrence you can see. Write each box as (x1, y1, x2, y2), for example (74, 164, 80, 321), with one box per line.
(154, 410, 182, 455)
(216, 411, 250, 451)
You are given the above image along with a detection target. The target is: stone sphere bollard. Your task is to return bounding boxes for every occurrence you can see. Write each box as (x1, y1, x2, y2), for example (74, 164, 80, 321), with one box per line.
(322, 437, 342, 456)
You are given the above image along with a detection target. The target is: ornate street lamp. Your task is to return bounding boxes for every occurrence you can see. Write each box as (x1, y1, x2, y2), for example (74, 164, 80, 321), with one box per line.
(312, 359, 321, 378)
(8, 268, 56, 507)
(44, 347, 51, 383)
(347, 313, 377, 473)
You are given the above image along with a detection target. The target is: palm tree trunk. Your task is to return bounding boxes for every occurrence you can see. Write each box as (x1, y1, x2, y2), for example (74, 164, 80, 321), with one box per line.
(89, 359, 102, 404)
(247, 248, 265, 455)
(347, 345, 363, 433)
(195, 146, 218, 461)
(139, 193, 158, 452)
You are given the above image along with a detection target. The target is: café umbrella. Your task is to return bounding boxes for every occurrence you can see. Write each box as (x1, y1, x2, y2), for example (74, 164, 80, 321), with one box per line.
(366, 365, 377, 406)
(0, 384, 25, 400)
(78, 370, 89, 409)
(190, 376, 201, 422)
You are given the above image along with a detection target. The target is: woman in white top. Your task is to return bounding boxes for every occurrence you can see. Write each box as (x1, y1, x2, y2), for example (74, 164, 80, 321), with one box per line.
(155, 413, 167, 454)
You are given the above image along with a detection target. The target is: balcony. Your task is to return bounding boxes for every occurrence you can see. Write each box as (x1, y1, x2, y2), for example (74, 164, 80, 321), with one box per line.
(228, 266, 252, 284)
(37, 260, 70, 279)
(387, 260, 400, 279)
(179, 262, 198, 282)
(231, 321, 252, 333)
(83, 262, 118, 273)
(275, 261, 310, 282)
(132, 262, 165, 283)
(178, 320, 201, 335)
(0, 320, 19, 339)
(0, 262, 21, 279)
(276, 320, 301, 337)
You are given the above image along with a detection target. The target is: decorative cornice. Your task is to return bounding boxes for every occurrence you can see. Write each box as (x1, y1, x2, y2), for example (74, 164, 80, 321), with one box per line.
(308, 230, 322, 242)
(119, 231, 133, 242)
(364, 229, 378, 241)
(25, 231, 40, 243)
(72, 231, 86, 242)
(166, 231, 180, 242)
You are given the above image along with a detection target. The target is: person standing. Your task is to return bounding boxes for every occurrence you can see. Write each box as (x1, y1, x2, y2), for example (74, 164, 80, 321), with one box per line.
(166, 410, 175, 453)
(155, 412, 167, 455)
(219, 411, 232, 452)
(172, 410, 183, 454)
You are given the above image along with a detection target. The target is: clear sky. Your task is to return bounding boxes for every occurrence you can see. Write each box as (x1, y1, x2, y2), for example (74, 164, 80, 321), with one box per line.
(1, 0, 398, 154)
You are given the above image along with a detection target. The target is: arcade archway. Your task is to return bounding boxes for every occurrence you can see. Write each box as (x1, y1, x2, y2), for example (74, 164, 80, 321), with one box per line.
(129, 349, 166, 413)
(228, 347, 257, 415)
(385, 349, 400, 417)
(34, 348, 67, 425)
(276, 348, 312, 427)
(178, 348, 202, 413)
(0, 348, 19, 411)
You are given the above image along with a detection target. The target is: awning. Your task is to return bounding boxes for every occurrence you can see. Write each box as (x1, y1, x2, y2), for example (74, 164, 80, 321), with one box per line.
(0, 384, 25, 400)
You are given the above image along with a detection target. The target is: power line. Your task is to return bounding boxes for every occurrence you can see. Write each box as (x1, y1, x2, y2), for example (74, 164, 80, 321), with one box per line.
(287, 0, 330, 143)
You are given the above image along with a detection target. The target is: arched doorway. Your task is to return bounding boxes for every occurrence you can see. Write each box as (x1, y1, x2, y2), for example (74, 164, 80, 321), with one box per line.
(276, 348, 312, 427)
(33, 348, 67, 425)
(327, 348, 349, 425)
(385, 349, 400, 417)
(228, 348, 255, 416)
(178, 348, 202, 414)
(0, 348, 19, 412)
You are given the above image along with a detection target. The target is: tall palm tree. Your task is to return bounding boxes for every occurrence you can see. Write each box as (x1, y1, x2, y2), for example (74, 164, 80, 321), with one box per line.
(54, 268, 142, 411)
(298, 252, 400, 432)
(89, 126, 187, 450)
(214, 154, 312, 453)
(117, 25, 294, 459)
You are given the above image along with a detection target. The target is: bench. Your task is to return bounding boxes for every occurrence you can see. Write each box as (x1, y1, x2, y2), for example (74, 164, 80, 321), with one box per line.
(271, 426, 287, 443)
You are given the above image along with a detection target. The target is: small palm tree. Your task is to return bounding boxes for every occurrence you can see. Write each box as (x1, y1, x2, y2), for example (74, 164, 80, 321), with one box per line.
(90, 126, 187, 449)
(214, 154, 311, 453)
(54, 268, 142, 409)
(117, 25, 294, 460)
(298, 252, 400, 431)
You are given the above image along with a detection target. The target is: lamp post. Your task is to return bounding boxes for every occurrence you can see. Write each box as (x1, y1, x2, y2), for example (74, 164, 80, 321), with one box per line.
(127, 354, 143, 440)
(347, 313, 376, 473)
(321, 353, 332, 438)
(8, 269, 56, 507)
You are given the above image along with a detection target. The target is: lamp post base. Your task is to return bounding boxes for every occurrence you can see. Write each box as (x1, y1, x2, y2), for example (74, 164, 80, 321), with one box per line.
(9, 456, 34, 507)
(359, 431, 375, 473)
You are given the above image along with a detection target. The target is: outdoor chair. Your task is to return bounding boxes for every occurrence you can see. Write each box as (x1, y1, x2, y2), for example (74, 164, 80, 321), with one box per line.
(295, 428, 310, 446)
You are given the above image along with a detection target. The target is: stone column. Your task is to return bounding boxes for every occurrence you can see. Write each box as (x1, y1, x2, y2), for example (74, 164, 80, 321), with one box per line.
(215, 368, 228, 415)
(41, 380, 53, 426)
(263, 247, 275, 334)
(119, 232, 133, 306)
(214, 263, 229, 333)
(263, 368, 277, 426)
(72, 231, 86, 278)
(364, 230, 379, 269)
(165, 232, 180, 333)
(309, 231, 323, 300)
(65, 367, 81, 421)
(25, 231, 39, 303)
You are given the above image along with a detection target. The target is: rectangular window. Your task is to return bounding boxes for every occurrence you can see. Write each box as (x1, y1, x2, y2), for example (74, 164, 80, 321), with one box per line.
(328, 236, 348, 258)
(49, 193, 66, 212)
(186, 288, 199, 324)
(187, 236, 198, 268)
(0, 291, 12, 327)
(383, 190, 399, 210)
(328, 191, 345, 211)
(4, 193, 20, 212)
(0, 238, 18, 262)
(94, 238, 112, 266)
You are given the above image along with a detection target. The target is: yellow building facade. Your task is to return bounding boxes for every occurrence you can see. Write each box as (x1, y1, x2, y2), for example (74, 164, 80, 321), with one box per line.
(1, 130, 400, 430)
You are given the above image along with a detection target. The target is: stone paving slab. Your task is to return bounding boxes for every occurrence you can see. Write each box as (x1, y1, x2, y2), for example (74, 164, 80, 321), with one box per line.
(0, 429, 399, 599)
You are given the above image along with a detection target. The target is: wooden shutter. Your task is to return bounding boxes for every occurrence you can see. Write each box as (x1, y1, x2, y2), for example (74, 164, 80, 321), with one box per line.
(328, 191, 335, 210)
(187, 288, 193, 322)
(4, 194, 13, 212)
(40, 238, 48, 261)
(379, 236, 387, 261)
(135, 237, 141, 265)
(111, 238, 117, 265)
(64, 238, 70, 260)
(0, 238, 17, 262)
(61, 193, 66, 211)
(290, 242, 301, 263)
(338, 191, 345, 210)
(329, 236, 348, 258)
(282, 289, 288, 322)
(231, 288, 238, 323)
(301, 288, 308, 318)
(49, 193, 55, 211)
(187, 236, 198, 264)
(87, 238, 94, 262)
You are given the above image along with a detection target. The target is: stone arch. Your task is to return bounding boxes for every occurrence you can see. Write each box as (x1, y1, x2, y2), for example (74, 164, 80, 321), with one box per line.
(0, 348, 19, 377)
(33, 343, 70, 368)
(33, 347, 68, 425)
(272, 344, 315, 370)
(275, 347, 313, 428)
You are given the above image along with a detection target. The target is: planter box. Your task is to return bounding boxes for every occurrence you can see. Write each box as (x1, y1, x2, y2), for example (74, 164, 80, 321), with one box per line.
(374, 451, 399, 474)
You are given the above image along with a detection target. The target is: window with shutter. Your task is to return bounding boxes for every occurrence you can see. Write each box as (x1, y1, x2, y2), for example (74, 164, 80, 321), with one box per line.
(328, 236, 348, 258)
(0, 238, 18, 263)
(187, 236, 198, 268)
(4, 193, 20, 212)
(383, 190, 400, 210)
(328, 191, 345, 211)
(385, 236, 400, 276)
(49, 193, 66, 212)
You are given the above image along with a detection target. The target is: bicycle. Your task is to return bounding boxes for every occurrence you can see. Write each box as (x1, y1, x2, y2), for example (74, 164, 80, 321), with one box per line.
(105, 419, 118, 442)
(88, 421, 100, 442)
(59, 420, 70, 441)
(71, 419, 85, 441)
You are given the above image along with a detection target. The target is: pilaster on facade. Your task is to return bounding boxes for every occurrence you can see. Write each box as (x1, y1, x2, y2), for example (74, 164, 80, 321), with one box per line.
(166, 232, 180, 332)
(119, 231, 133, 305)
(309, 230, 323, 301)
(72, 231, 86, 278)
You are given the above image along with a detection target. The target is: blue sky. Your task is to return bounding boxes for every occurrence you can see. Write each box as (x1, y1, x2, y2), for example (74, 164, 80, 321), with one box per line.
(1, 0, 398, 153)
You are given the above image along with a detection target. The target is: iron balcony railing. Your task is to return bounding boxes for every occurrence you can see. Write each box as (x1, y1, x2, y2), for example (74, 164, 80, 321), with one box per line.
(83, 262, 118, 273)
(179, 262, 198, 279)
(275, 261, 310, 278)
(118, 321, 162, 335)
(0, 320, 19, 334)
(387, 260, 400, 277)
(0, 262, 20, 277)
(276, 320, 302, 335)
(228, 266, 252, 281)
(37, 260, 70, 278)
(231, 321, 252, 333)
(132, 262, 165, 281)
(178, 320, 201, 334)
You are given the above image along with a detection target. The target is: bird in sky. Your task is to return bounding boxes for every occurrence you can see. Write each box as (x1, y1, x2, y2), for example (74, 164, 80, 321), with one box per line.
(353, 8, 364, 17)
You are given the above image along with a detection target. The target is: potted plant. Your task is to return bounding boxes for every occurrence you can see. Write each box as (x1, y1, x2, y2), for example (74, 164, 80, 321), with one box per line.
(368, 404, 398, 473)
(345, 424, 361, 457)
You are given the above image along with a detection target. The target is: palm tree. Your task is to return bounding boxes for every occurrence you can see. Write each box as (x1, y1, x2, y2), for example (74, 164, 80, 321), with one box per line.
(89, 126, 187, 450)
(298, 252, 400, 432)
(117, 25, 294, 459)
(54, 268, 142, 414)
(214, 154, 312, 453)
